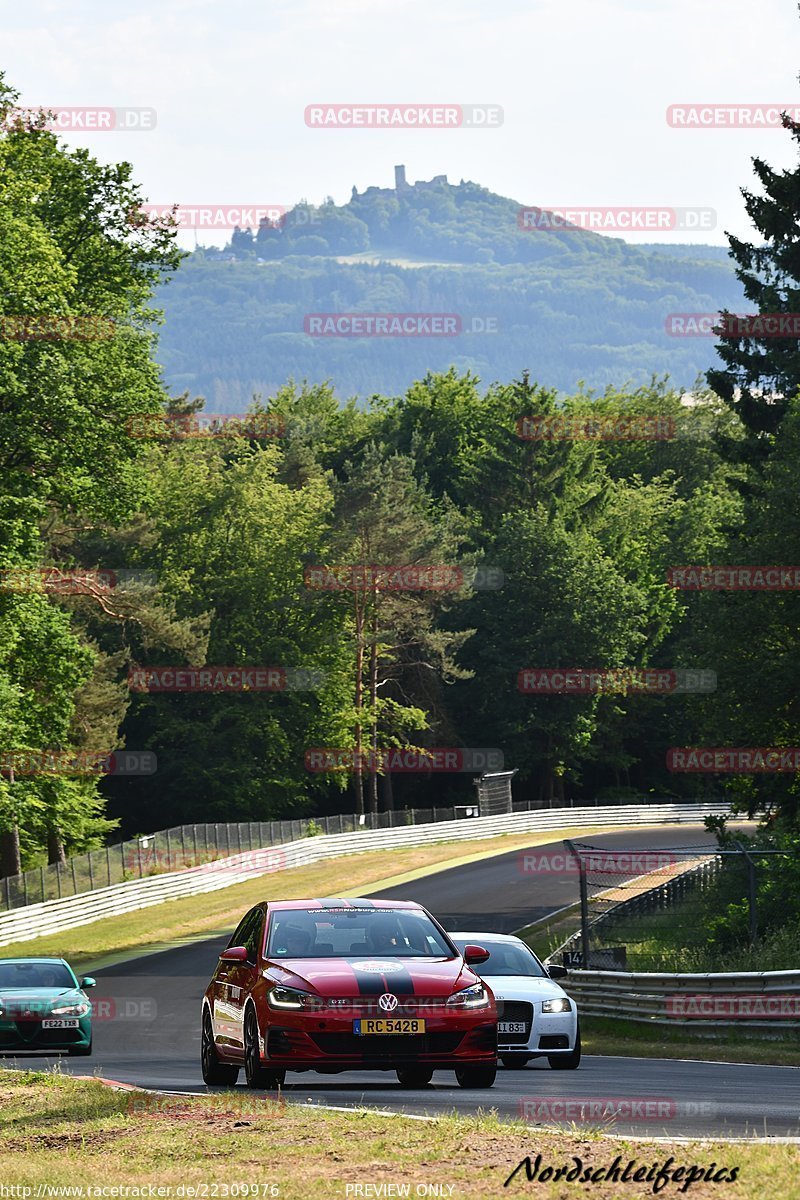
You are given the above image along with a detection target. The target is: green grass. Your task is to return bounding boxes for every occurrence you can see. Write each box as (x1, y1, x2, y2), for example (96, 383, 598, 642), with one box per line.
(1, 1071, 797, 1198)
(581, 1016, 800, 1066)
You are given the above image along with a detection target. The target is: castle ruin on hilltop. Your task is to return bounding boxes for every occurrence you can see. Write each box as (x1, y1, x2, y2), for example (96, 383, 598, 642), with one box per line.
(351, 165, 448, 200)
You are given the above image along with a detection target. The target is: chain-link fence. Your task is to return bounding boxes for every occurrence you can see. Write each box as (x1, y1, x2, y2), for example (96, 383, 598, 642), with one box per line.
(552, 840, 796, 972)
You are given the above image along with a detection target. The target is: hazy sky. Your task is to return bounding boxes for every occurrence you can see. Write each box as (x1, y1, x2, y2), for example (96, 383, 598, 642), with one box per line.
(4, 0, 799, 247)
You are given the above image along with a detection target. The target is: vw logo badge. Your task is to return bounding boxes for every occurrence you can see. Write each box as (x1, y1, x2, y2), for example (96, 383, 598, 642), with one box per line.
(378, 993, 398, 1012)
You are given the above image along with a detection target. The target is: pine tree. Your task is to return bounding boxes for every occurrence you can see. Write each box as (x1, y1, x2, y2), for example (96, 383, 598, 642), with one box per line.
(707, 115, 800, 462)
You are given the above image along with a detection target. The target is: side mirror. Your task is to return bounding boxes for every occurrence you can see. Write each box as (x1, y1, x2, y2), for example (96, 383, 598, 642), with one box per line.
(463, 944, 490, 965)
(547, 964, 568, 979)
(80, 976, 97, 989)
(219, 945, 249, 963)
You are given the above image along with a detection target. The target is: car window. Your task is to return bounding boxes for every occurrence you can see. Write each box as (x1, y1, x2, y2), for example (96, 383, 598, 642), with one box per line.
(227, 908, 260, 953)
(266, 907, 455, 958)
(0, 962, 76, 989)
(243, 909, 264, 959)
(451, 939, 548, 978)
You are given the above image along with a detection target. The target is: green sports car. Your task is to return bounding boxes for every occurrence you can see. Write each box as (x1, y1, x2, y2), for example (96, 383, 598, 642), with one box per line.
(0, 957, 95, 1056)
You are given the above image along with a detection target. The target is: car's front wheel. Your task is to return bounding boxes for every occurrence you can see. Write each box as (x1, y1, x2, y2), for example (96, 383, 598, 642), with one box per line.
(500, 1053, 530, 1069)
(201, 1010, 239, 1086)
(455, 1063, 496, 1088)
(243, 1008, 285, 1089)
(548, 1025, 581, 1070)
(396, 1066, 434, 1087)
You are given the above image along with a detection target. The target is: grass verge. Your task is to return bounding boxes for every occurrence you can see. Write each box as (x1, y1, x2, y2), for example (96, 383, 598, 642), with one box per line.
(581, 1016, 800, 1067)
(1, 1071, 796, 1200)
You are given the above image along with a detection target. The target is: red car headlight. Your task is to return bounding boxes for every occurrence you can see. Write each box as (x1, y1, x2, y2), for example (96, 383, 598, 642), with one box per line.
(446, 982, 491, 1010)
(267, 986, 319, 1010)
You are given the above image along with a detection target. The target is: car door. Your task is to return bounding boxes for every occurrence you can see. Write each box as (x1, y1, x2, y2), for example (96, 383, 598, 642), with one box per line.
(213, 908, 260, 1049)
(227, 907, 265, 1053)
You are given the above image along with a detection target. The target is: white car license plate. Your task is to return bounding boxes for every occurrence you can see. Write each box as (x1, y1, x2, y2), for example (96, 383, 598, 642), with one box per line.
(42, 1018, 80, 1029)
(498, 1021, 526, 1034)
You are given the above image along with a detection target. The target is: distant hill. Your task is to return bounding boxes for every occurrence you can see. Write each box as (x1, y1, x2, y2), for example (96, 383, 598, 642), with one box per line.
(153, 171, 744, 405)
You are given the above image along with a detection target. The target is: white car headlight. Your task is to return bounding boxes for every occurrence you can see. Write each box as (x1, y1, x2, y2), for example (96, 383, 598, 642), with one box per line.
(267, 985, 318, 1010)
(446, 982, 491, 1010)
(51, 1000, 91, 1017)
(542, 997, 571, 1014)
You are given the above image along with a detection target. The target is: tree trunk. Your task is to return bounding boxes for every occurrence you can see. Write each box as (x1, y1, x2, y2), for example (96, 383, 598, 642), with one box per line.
(47, 828, 67, 866)
(352, 593, 365, 816)
(0, 826, 21, 878)
(381, 768, 395, 813)
(367, 598, 379, 815)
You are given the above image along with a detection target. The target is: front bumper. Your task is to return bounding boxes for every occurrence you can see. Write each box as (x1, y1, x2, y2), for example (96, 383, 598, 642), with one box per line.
(0, 1016, 92, 1053)
(259, 1009, 497, 1071)
(496, 999, 577, 1056)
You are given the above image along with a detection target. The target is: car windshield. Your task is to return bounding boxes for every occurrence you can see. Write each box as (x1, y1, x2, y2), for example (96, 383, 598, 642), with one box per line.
(0, 962, 75, 989)
(266, 907, 455, 958)
(451, 939, 548, 978)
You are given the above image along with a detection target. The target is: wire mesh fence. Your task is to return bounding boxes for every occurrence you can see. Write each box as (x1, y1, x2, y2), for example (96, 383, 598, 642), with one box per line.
(551, 839, 795, 972)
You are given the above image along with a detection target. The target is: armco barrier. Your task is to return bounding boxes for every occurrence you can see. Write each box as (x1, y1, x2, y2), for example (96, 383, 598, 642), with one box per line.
(561, 967, 800, 1037)
(0, 802, 729, 948)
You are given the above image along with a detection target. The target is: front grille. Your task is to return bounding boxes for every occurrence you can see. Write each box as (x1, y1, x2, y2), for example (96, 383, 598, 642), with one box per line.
(317, 998, 449, 1016)
(0, 1022, 83, 1048)
(309, 1032, 464, 1058)
(538, 1034, 569, 1050)
(496, 1000, 533, 1044)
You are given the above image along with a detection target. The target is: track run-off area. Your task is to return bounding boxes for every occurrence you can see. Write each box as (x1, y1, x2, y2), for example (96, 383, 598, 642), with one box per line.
(3, 823, 798, 1140)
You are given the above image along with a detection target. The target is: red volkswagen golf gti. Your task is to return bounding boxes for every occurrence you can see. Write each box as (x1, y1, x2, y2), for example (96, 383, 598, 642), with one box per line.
(201, 898, 497, 1089)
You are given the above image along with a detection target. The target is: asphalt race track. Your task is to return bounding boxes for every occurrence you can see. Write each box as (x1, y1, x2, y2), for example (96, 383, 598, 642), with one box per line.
(4, 824, 798, 1139)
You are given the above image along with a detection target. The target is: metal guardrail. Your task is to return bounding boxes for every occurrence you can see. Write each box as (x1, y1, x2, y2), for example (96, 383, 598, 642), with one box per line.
(562, 967, 800, 1036)
(0, 801, 729, 948)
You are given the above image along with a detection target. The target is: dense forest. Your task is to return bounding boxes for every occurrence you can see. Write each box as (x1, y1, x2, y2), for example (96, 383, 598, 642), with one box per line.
(152, 176, 745, 401)
(2, 72, 800, 936)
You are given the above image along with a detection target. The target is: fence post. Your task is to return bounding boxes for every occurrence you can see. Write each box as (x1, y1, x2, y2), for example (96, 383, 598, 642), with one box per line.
(735, 841, 759, 947)
(40, 866, 45, 903)
(565, 838, 590, 967)
(56, 862, 62, 899)
(165, 828, 172, 871)
(70, 858, 78, 895)
(106, 845, 112, 887)
(87, 851, 94, 890)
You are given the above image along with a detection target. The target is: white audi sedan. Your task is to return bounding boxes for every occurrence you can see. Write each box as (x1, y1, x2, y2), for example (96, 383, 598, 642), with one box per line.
(450, 932, 580, 1070)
